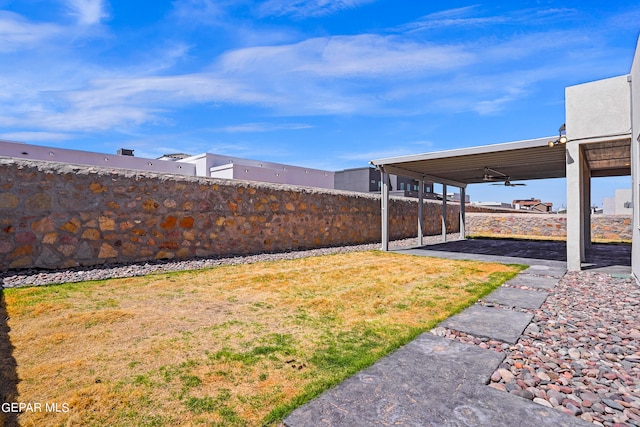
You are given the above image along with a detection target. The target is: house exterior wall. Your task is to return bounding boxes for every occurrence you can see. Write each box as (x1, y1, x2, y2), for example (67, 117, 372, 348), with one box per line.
(565, 75, 632, 141)
(631, 36, 640, 281)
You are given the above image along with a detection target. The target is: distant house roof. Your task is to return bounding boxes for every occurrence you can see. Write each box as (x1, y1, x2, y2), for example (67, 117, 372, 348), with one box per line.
(157, 153, 192, 161)
(513, 198, 552, 212)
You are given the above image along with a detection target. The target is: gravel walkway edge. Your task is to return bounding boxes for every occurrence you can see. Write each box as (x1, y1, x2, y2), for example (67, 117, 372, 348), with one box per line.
(0, 235, 459, 288)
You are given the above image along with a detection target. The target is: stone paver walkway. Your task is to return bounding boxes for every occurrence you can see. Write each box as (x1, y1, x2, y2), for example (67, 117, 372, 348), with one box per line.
(284, 263, 592, 427)
(284, 333, 587, 426)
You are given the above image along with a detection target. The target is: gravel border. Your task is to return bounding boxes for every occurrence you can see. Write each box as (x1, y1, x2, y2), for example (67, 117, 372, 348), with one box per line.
(435, 271, 640, 427)
(0, 235, 461, 288)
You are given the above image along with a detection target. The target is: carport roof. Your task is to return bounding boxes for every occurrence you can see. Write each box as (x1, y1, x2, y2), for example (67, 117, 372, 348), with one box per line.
(370, 136, 630, 188)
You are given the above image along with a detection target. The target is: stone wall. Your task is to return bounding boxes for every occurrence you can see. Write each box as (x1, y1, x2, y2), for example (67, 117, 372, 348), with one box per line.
(466, 213, 632, 241)
(0, 158, 461, 271)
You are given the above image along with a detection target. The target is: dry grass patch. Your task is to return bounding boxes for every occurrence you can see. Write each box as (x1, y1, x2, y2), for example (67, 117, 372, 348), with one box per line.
(3, 251, 524, 426)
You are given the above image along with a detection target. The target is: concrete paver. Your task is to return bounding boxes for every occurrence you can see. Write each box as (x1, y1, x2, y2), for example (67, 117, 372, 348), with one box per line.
(522, 263, 567, 278)
(439, 305, 533, 343)
(483, 286, 548, 309)
(506, 274, 559, 290)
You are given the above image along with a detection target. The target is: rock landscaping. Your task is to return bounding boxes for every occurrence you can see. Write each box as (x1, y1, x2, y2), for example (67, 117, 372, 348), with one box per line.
(437, 271, 640, 426)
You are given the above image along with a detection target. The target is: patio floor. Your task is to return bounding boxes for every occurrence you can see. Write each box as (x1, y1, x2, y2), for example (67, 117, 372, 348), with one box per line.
(394, 237, 631, 275)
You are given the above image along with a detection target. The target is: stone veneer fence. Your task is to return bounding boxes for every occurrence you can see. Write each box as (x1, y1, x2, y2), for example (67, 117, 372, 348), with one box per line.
(466, 212, 632, 242)
(1, 159, 631, 272)
(0, 158, 465, 271)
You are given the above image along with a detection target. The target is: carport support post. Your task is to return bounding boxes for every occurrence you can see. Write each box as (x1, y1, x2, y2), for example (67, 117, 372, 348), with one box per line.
(381, 170, 390, 251)
(460, 187, 466, 240)
(441, 183, 447, 241)
(583, 165, 592, 251)
(418, 178, 424, 246)
(566, 142, 590, 270)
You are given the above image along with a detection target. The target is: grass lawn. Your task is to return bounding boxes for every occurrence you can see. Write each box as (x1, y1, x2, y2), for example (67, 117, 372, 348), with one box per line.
(1, 251, 524, 426)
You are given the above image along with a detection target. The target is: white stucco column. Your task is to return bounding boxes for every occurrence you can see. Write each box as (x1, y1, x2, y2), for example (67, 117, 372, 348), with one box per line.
(583, 164, 592, 251)
(381, 170, 390, 251)
(566, 142, 588, 270)
(418, 179, 424, 246)
(442, 183, 447, 241)
(460, 187, 466, 240)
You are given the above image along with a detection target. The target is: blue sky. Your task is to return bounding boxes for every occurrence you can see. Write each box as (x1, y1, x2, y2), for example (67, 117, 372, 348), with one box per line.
(0, 0, 638, 209)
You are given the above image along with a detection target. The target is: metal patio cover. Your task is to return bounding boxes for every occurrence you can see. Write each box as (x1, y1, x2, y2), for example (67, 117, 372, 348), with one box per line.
(369, 137, 566, 188)
(369, 137, 630, 187)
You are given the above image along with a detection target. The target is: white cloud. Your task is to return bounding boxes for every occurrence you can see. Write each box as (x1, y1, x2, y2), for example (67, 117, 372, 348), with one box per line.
(258, 0, 375, 18)
(218, 122, 314, 133)
(0, 131, 73, 142)
(398, 6, 506, 33)
(605, 6, 640, 30)
(218, 34, 475, 78)
(63, 73, 276, 110)
(397, 6, 577, 33)
(0, 72, 282, 132)
(0, 11, 61, 52)
(0, 3, 630, 137)
(0, 27, 585, 133)
(65, 0, 109, 26)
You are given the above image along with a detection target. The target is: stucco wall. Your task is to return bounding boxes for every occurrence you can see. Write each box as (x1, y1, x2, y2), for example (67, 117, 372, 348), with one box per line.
(0, 158, 461, 271)
(466, 213, 632, 241)
(631, 36, 640, 281)
(565, 75, 631, 141)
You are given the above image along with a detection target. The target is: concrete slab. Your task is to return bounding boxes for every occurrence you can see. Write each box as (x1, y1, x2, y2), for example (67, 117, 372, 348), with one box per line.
(284, 334, 588, 427)
(394, 238, 631, 275)
(439, 305, 533, 343)
(394, 247, 568, 274)
(506, 274, 559, 290)
(484, 287, 548, 309)
(523, 263, 567, 278)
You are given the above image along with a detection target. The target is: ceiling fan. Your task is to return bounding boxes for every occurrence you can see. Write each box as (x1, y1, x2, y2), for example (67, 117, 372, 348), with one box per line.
(483, 167, 526, 187)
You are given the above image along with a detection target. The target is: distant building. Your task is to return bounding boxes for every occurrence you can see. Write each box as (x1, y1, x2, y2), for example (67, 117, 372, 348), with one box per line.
(472, 201, 513, 209)
(179, 153, 335, 189)
(0, 140, 335, 189)
(334, 166, 474, 200)
(603, 189, 632, 215)
(334, 167, 469, 201)
(0, 140, 467, 197)
(513, 198, 553, 213)
(334, 167, 436, 198)
(157, 153, 192, 161)
(334, 167, 384, 193)
(449, 192, 471, 204)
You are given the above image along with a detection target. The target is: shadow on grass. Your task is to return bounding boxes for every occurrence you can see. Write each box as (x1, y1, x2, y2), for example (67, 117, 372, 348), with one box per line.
(0, 290, 19, 427)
